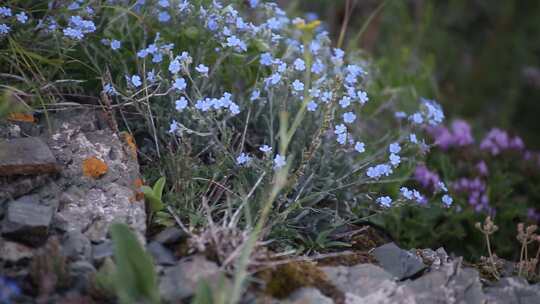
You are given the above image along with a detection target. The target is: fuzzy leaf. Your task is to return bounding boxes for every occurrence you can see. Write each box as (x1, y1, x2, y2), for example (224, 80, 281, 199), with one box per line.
(141, 185, 164, 212)
(152, 177, 166, 201)
(110, 223, 160, 304)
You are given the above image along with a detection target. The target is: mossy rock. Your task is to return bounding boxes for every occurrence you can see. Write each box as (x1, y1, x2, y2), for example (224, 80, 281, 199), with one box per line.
(258, 261, 344, 303)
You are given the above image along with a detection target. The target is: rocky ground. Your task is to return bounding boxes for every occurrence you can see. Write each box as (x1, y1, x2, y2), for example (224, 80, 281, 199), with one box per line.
(1, 109, 540, 303)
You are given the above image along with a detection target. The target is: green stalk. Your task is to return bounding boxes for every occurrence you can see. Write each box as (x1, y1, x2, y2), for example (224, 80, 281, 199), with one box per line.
(229, 113, 289, 304)
(284, 28, 314, 151)
(229, 25, 320, 304)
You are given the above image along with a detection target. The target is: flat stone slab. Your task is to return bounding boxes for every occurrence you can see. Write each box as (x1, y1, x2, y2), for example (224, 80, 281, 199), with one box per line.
(0, 238, 34, 263)
(2, 195, 54, 246)
(322, 264, 395, 297)
(484, 277, 540, 304)
(403, 260, 486, 304)
(372, 242, 427, 280)
(147, 241, 176, 266)
(153, 227, 187, 245)
(0, 137, 59, 175)
(159, 255, 230, 302)
(287, 288, 333, 304)
(321, 264, 417, 303)
(92, 241, 113, 264)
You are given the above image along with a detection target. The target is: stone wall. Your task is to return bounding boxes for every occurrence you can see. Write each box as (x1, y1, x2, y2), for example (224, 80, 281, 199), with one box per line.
(1, 108, 145, 267)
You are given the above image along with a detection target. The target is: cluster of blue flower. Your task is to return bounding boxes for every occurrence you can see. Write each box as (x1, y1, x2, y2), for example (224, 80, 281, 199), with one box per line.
(0, 1, 100, 38)
(0, 0, 452, 210)
(112, 0, 451, 208)
(376, 182, 452, 209)
(0, 276, 19, 303)
(63, 15, 96, 40)
(98, 1, 375, 174)
(193, 92, 240, 116)
(369, 97, 450, 207)
(0, 6, 27, 35)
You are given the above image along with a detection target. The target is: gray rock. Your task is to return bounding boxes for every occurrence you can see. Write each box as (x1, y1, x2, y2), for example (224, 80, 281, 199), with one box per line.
(50, 212, 70, 233)
(153, 227, 187, 245)
(0, 123, 21, 138)
(0, 175, 50, 203)
(0, 238, 34, 264)
(57, 184, 145, 243)
(58, 189, 79, 209)
(159, 255, 229, 302)
(36, 180, 61, 206)
(372, 242, 426, 280)
(322, 264, 394, 296)
(47, 108, 102, 134)
(147, 241, 176, 266)
(92, 241, 114, 264)
(344, 287, 416, 304)
(484, 277, 540, 304)
(322, 264, 416, 304)
(416, 247, 450, 270)
(1, 109, 146, 247)
(70, 260, 96, 276)
(499, 259, 517, 278)
(48, 111, 146, 242)
(2, 195, 54, 246)
(62, 231, 92, 261)
(320, 254, 490, 304)
(69, 260, 96, 293)
(286, 287, 333, 304)
(0, 137, 59, 175)
(404, 260, 486, 304)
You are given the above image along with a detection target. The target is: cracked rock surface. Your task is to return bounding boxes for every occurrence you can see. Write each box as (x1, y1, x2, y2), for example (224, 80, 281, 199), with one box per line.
(1, 108, 145, 258)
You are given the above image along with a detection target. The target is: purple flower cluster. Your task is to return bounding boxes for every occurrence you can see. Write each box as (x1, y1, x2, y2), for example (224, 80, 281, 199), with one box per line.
(479, 128, 524, 156)
(524, 151, 540, 168)
(411, 165, 454, 206)
(427, 119, 474, 150)
(452, 177, 490, 213)
(475, 160, 489, 176)
(414, 165, 441, 190)
(527, 208, 540, 223)
(423, 119, 540, 218)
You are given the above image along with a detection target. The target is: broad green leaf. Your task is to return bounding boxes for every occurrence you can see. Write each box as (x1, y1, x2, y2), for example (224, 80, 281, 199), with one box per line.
(141, 187, 164, 212)
(191, 280, 214, 304)
(110, 223, 160, 304)
(152, 177, 166, 201)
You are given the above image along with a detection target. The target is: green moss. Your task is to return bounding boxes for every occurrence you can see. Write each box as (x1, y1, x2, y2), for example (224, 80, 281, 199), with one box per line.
(258, 261, 344, 303)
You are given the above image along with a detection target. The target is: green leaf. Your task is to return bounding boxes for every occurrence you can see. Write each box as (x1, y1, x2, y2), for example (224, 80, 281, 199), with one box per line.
(184, 26, 200, 40)
(251, 38, 270, 52)
(153, 211, 175, 227)
(325, 241, 352, 248)
(191, 280, 214, 304)
(141, 185, 164, 212)
(315, 229, 332, 246)
(110, 223, 160, 304)
(93, 258, 117, 296)
(153, 177, 166, 201)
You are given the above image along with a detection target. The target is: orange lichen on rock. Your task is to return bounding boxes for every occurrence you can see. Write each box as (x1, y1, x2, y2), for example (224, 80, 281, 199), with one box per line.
(120, 132, 138, 159)
(82, 157, 108, 179)
(7, 113, 36, 123)
(133, 178, 145, 202)
(134, 177, 144, 188)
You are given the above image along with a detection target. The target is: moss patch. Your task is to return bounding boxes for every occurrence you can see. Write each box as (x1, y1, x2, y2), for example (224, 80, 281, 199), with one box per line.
(258, 261, 345, 303)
